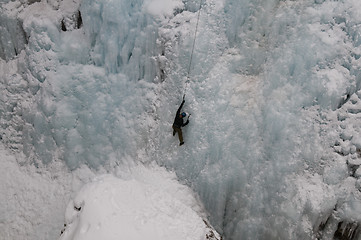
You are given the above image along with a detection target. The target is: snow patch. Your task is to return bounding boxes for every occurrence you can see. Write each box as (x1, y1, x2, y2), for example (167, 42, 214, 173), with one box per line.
(0, 143, 87, 240)
(60, 165, 220, 240)
(143, 0, 184, 18)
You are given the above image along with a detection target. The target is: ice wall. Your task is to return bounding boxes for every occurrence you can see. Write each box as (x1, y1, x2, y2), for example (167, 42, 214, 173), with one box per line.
(1, 0, 361, 239)
(150, 0, 361, 239)
(80, 0, 157, 77)
(0, 6, 27, 61)
(1, 0, 169, 168)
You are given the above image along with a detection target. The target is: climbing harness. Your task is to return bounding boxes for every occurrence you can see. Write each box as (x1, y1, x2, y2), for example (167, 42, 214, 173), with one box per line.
(183, 0, 203, 98)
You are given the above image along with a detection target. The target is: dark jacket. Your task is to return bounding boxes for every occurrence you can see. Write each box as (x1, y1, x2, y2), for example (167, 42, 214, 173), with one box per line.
(173, 100, 189, 128)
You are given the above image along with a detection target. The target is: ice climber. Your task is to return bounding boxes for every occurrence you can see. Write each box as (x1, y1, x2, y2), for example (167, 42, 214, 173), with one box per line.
(172, 97, 190, 146)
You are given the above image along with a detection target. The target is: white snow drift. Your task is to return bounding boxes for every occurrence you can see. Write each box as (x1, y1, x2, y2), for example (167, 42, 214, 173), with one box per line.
(59, 165, 220, 240)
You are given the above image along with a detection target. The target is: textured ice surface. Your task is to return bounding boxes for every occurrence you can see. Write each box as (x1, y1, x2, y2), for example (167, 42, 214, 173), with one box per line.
(1, 0, 361, 239)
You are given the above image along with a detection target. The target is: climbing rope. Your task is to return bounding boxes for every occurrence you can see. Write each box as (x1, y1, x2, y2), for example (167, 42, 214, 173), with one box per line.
(183, 0, 203, 98)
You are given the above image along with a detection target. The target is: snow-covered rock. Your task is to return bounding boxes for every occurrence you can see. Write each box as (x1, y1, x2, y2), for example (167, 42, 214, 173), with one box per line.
(59, 165, 220, 240)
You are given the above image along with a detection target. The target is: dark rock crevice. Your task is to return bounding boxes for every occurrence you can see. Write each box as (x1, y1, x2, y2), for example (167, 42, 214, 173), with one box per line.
(60, 10, 83, 32)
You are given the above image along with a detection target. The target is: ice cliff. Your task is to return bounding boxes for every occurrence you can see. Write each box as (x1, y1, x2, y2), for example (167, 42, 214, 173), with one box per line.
(1, 0, 361, 239)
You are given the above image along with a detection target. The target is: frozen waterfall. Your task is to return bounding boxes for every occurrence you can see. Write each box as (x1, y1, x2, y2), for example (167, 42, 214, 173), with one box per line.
(1, 0, 361, 239)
